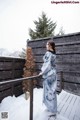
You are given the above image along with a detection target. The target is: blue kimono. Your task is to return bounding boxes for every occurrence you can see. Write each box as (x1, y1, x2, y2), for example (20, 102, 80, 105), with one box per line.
(41, 51, 57, 113)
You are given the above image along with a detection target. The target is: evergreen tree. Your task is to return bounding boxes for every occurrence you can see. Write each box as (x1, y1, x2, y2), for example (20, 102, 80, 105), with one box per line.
(29, 12, 57, 39)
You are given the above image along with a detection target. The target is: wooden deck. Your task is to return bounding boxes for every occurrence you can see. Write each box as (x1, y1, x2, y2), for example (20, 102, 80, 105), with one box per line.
(57, 90, 80, 120)
(37, 90, 80, 120)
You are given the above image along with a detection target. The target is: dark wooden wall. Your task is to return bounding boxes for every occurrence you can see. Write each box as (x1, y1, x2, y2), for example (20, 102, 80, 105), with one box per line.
(0, 57, 25, 102)
(28, 32, 80, 95)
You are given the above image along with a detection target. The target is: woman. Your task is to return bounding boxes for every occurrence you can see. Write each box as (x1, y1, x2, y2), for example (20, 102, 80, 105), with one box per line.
(39, 40, 57, 116)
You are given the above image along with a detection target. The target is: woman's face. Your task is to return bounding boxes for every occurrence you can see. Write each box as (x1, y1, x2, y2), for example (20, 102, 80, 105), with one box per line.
(46, 42, 51, 50)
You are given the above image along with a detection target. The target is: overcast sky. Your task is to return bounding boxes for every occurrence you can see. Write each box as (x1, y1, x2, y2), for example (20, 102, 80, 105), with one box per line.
(0, 0, 80, 51)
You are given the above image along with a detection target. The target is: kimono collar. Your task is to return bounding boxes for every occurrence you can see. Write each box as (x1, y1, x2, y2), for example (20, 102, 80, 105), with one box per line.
(48, 50, 55, 54)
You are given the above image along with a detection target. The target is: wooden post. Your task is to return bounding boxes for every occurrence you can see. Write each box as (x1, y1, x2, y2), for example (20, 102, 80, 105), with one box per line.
(11, 59, 15, 96)
(29, 80, 33, 120)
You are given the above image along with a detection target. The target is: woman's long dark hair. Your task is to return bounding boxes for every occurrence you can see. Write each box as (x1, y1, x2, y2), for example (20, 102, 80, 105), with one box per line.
(48, 39, 56, 54)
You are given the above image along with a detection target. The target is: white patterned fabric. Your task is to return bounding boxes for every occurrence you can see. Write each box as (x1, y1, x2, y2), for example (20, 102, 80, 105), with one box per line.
(41, 51, 57, 113)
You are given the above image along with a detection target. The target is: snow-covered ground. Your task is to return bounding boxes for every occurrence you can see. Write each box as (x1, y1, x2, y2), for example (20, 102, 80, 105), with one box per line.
(0, 88, 46, 120)
(0, 88, 68, 120)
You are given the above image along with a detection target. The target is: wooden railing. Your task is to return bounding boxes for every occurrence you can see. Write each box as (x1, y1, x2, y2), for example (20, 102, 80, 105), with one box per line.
(0, 74, 41, 120)
(0, 71, 65, 120)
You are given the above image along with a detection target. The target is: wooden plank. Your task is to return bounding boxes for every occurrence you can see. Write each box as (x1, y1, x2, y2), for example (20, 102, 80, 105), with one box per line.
(56, 41, 80, 46)
(35, 62, 80, 73)
(14, 59, 25, 62)
(0, 84, 11, 91)
(57, 80, 80, 95)
(34, 55, 43, 63)
(32, 47, 46, 55)
(14, 62, 25, 69)
(74, 96, 80, 119)
(57, 91, 80, 120)
(56, 54, 80, 63)
(0, 57, 25, 62)
(28, 40, 48, 48)
(58, 93, 70, 113)
(63, 82, 80, 95)
(0, 58, 13, 62)
(35, 62, 43, 70)
(56, 63, 80, 72)
(0, 58, 25, 79)
(61, 95, 76, 117)
(0, 82, 23, 102)
(28, 33, 80, 48)
(0, 62, 13, 70)
(14, 69, 24, 78)
(0, 71, 13, 80)
(0, 81, 22, 91)
(34, 54, 80, 63)
(14, 84, 23, 96)
(54, 34, 80, 44)
(34, 63, 80, 74)
(57, 90, 68, 105)
(31, 44, 80, 55)
(0, 69, 24, 80)
(57, 72, 80, 84)
(67, 95, 80, 120)
(56, 72, 80, 93)
(56, 44, 80, 54)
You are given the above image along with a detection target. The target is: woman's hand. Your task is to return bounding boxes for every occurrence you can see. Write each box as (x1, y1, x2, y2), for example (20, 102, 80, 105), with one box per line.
(39, 72, 42, 75)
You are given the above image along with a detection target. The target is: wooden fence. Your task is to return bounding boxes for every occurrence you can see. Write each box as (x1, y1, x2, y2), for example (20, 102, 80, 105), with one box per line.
(28, 32, 80, 95)
(0, 57, 25, 102)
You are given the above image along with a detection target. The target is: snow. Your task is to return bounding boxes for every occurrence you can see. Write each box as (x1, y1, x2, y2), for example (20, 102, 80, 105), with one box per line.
(0, 95, 29, 120)
(0, 88, 68, 120)
(0, 88, 44, 120)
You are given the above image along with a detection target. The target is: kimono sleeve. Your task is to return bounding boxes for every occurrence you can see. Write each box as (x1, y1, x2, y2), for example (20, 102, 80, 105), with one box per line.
(41, 52, 53, 75)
